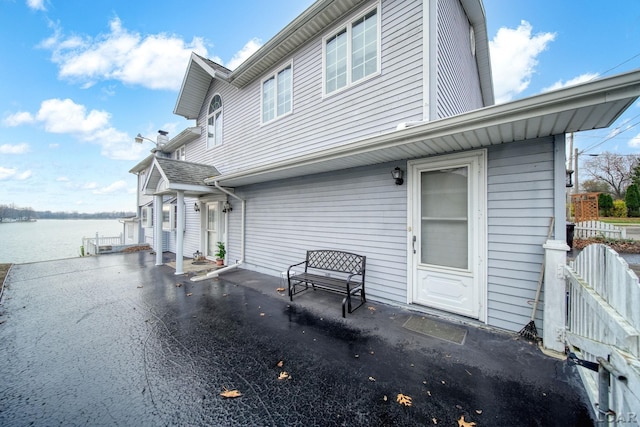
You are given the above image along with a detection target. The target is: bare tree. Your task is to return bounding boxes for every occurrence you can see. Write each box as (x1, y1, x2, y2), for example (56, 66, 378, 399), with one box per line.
(582, 152, 640, 199)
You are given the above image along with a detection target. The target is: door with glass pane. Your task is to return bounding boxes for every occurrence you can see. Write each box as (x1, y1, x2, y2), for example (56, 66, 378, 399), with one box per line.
(409, 151, 486, 319)
(205, 203, 218, 260)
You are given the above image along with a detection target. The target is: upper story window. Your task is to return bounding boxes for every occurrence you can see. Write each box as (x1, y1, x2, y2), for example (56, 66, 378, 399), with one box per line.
(207, 94, 223, 149)
(262, 64, 292, 123)
(324, 6, 380, 95)
(174, 145, 185, 161)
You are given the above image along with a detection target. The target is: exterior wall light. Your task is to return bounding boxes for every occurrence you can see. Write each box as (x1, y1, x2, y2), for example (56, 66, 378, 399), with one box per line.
(566, 170, 574, 188)
(222, 201, 233, 213)
(194, 202, 200, 212)
(135, 130, 169, 153)
(391, 167, 404, 185)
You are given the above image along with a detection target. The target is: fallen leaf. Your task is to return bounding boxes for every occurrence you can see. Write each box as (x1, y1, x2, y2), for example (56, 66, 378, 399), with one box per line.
(276, 287, 286, 292)
(368, 376, 376, 382)
(260, 312, 265, 317)
(278, 371, 289, 380)
(396, 393, 412, 407)
(176, 283, 183, 287)
(383, 395, 388, 401)
(457, 415, 476, 427)
(368, 306, 376, 311)
(220, 387, 242, 398)
(426, 390, 431, 396)
(441, 380, 445, 384)
(277, 360, 284, 368)
(186, 293, 193, 297)
(475, 409, 482, 415)
(432, 418, 438, 424)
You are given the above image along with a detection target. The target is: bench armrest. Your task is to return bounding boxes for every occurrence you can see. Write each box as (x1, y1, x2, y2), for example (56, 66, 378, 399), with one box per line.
(288, 261, 307, 278)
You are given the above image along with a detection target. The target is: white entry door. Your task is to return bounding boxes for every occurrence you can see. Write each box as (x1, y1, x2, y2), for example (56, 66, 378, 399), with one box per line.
(205, 202, 219, 260)
(409, 150, 486, 320)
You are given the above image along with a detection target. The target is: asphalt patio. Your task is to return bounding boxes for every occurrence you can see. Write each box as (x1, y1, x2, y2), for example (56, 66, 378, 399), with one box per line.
(0, 252, 594, 426)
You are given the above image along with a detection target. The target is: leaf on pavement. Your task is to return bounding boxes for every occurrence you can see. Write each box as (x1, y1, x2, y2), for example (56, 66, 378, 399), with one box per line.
(176, 283, 183, 287)
(457, 415, 476, 427)
(220, 387, 242, 398)
(277, 360, 284, 367)
(276, 287, 286, 292)
(186, 293, 193, 297)
(368, 376, 376, 382)
(396, 393, 412, 406)
(278, 371, 289, 380)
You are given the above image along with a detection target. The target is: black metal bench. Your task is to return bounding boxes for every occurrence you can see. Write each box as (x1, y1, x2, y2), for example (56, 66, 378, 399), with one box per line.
(287, 250, 366, 317)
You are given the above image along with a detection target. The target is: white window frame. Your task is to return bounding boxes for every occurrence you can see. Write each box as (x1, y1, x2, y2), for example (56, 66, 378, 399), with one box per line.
(322, 3, 381, 96)
(174, 145, 185, 161)
(141, 206, 153, 228)
(261, 62, 293, 124)
(207, 94, 223, 149)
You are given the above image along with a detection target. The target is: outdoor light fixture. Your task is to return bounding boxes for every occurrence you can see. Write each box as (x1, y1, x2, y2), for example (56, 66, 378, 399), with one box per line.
(566, 170, 574, 188)
(134, 130, 169, 152)
(194, 202, 200, 212)
(391, 167, 404, 185)
(222, 201, 233, 213)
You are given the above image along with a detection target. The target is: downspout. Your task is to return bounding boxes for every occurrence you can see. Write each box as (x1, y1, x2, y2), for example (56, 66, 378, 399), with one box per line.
(192, 181, 245, 281)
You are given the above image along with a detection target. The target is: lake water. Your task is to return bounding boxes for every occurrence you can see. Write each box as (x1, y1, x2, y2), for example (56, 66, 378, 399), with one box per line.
(0, 219, 124, 264)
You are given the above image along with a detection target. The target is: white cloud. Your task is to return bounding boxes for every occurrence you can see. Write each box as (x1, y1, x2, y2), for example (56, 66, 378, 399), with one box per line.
(83, 182, 98, 189)
(0, 143, 30, 154)
(56, 176, 70, 182)
(7, 97, 148, 160)
(49, 143, 59, 149)
(629, 132, 640, 148)
(26, 0, 45, 11)
(542, 73, 599, 92)
(226, 38, 262, 70)
(3, 111, 35, 127)
(41, 17, 208, 91)
(92, 180, 128, 194)
(0, 167, 31, 181)
(489, 21, 556, 103)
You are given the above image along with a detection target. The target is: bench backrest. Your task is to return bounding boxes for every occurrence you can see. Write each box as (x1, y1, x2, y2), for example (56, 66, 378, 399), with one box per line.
(306, 250, 366, 276)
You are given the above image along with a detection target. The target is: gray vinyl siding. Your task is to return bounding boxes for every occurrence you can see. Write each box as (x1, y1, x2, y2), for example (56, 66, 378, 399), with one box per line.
(227, 162, 408, 304)
(189, 0, 424, 174)
(435, 0, 484, 118)
(486, 138, 555, 333)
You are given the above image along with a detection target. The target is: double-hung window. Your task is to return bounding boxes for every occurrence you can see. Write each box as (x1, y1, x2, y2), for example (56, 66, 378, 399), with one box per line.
(262, 64, 292, 123)
(207, 94, 223, 148)
(325, 6, 379, 95)
(174, 145, 185, 161)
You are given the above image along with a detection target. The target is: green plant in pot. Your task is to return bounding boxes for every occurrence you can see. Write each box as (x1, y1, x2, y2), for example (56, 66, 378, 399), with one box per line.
(215, 241, 226, 266)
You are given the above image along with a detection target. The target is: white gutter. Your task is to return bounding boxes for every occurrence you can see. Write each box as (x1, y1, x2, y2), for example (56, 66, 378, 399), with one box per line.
(191, 181, 246, 281)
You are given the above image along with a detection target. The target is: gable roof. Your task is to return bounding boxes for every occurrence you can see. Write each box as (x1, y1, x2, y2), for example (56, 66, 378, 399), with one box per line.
(205, 69, 640, 187)
(174, 0, 493, 119)
(143, 157, 221, 196)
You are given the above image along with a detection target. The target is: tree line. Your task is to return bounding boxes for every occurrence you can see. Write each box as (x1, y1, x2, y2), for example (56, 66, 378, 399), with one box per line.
(581, 152, 640, 217)
(0, 204, 135, 222)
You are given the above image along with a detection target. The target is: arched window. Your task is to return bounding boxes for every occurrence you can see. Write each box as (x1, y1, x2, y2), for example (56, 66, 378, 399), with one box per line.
(207, 94, 223, 148)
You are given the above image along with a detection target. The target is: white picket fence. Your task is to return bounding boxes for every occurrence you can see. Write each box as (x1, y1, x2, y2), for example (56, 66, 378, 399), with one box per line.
(82, 233, 124, 255)
(565, 244, 640, 421)
(574, 220, 626, 239)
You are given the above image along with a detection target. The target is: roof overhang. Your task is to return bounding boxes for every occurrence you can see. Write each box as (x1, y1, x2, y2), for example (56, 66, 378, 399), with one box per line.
(207, 69, 640, 188)
(143, 157, 221, 197)
(228, 0, 367, 88)
(460, 0, 494, 106)
(174, 53, 231, 120)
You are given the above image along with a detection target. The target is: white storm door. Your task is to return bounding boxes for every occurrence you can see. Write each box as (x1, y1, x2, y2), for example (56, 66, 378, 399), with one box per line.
(410, 151, 486, 320)
(205, 203, 219, 259)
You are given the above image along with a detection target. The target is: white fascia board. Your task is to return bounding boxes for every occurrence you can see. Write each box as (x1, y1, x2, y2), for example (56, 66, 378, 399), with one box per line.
(460, 0, 494, 106)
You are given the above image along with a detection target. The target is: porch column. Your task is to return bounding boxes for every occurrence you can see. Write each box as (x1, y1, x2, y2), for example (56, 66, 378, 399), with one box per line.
(154, 194, 163, 266)
(542, 239, 569, 353)
(175, 191, 185, 275)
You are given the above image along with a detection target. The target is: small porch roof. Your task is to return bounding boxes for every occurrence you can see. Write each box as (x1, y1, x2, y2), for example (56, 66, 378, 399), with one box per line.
(143, 157, 221, 197)
(206, 69, 640, 188)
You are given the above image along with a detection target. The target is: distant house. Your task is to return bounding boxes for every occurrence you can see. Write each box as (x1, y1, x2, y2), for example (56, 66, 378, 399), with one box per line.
(130, 0, 640, 337)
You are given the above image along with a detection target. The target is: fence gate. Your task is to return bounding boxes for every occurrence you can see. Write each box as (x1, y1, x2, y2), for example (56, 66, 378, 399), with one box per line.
(565, 244, 640, 423)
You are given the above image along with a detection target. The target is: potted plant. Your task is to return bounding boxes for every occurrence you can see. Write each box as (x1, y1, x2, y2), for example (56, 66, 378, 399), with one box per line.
(215, 241, 226, 266)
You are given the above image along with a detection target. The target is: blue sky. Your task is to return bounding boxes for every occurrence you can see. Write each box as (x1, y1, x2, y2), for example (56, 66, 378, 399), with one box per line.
(1, 0, 640, 213)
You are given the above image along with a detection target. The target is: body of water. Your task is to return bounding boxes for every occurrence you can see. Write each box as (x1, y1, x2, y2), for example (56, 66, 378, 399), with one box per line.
(0, 219, 124, 264)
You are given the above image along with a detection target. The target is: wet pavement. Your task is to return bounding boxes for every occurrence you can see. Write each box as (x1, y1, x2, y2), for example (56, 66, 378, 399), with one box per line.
(0, 253, 594, 426)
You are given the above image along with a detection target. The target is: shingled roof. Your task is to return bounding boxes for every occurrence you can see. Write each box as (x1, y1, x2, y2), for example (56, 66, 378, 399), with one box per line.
(142, 157, 221, 196)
